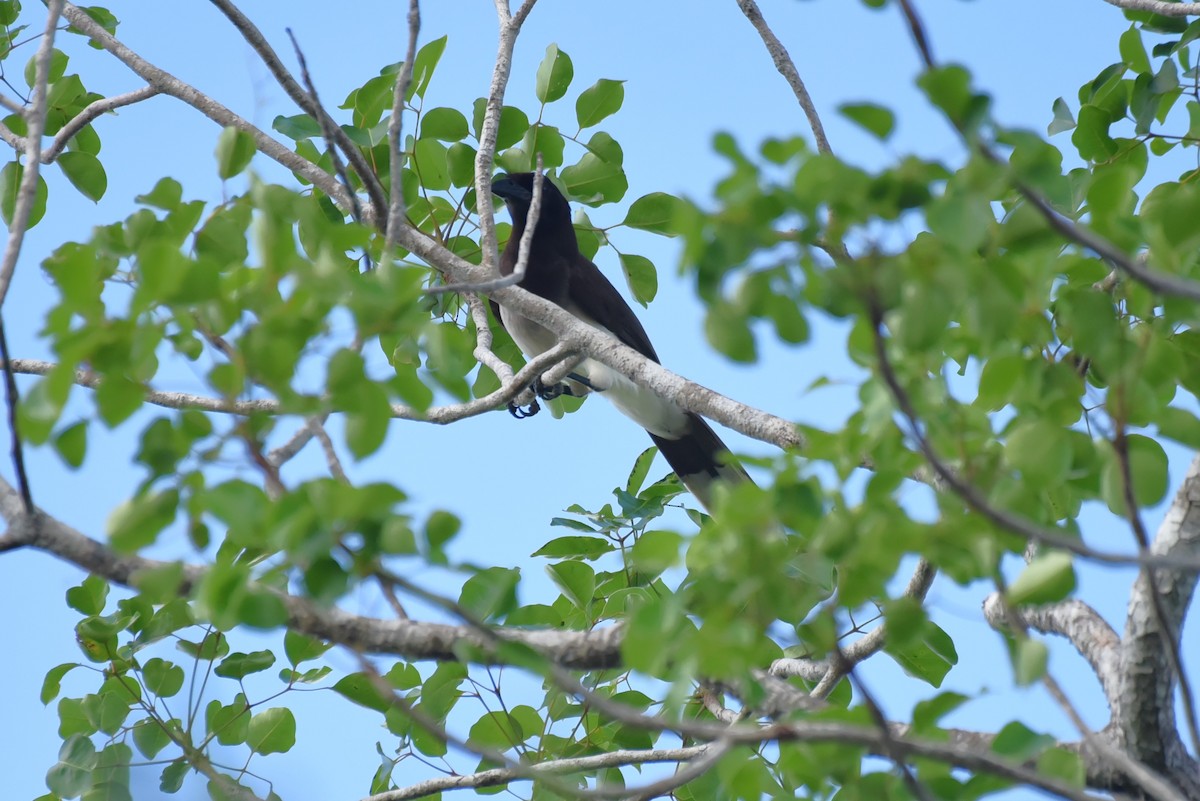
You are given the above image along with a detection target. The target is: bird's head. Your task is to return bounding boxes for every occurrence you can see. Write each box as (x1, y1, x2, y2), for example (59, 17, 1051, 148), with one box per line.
(492, 173, 571, 227)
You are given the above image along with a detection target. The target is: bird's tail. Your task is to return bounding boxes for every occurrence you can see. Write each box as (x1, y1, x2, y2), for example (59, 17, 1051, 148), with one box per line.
(649, 414, 750, 512)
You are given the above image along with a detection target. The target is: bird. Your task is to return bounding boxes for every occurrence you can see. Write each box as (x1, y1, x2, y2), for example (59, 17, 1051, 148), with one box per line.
(488, 171, 748, 512)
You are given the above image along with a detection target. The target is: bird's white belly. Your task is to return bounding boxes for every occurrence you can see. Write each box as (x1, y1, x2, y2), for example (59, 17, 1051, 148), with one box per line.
(499, 305, 690, 439)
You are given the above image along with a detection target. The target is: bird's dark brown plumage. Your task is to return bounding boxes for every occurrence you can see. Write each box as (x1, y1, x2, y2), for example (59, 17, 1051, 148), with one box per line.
(489, 172, 747, 511)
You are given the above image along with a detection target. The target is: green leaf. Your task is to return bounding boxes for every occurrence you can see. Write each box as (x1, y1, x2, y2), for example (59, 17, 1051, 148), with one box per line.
(575, 78, 624, 128)
(531, 535, 615, 560)
(413, 138, 450, 191)
(53, 420, 88, 467)
(705, 301, 757, 363)
(458, 567, 520, 621)
(421, 107, 469, 141)
(272, 113, 321, 141)
(215, 650, 276, 679)
(535, 44, 574, 104)
(1013, 638, 1048, 686)
(884, 622, 958, 687)
(41, 663, 78, 705)
(106, 490, 179, 553)
(626, 446, 658, 496)
(159, 761, 188, 793)
(993, 721, 1055, 760)
(619, 253, 658, 306)
(1072, 104, 1117, 161)
(1119, 26, 1151, 74)
(142, 658, 185, 697)
(132, 717, 173, 759)
(1048, 97, 1076, 135)
(629, 530, 682, 572)
(546, 561, 595, 612)
(468, 710, 524, 749)
(46, 734, 97, 797)
(1004, 420, 1072, 486)
(285, 631, 331, 667)
(838, 102, 895, 140)
(409, 35, 448, 100)
(623, 192, 688, 236)
(215, 126, 255, 179)
(66, 575, 108, 615)
(58, 150, 107, 201)
(25, 48, 68, 87)
(1101, 434, 1169, 513)
(1008, 552, 1076, 606)
(0, 161, 48, 228)
(247, 707, 296, 755)
(333, 673, 391, 713)
(206, 696, 250, 745)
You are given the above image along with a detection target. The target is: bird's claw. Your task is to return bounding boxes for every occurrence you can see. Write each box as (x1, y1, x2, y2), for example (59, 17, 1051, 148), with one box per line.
(533, 377, 574, 401)
(508, 397, 541, 419)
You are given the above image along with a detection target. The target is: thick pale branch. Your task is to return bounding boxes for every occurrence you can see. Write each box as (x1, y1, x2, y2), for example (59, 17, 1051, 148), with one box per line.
(1102, 0, 1200, 15)
(1120, 451, 1200, 784)
(0, 476, 625, 668)
(983, 595, 1122, 711)
(472, 0, 539, 276)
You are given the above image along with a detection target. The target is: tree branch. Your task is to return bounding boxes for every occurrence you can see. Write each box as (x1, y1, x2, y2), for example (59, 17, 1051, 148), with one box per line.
(1101, 0, 1200, 15)
(385, 0, 421, 251)
(59, 2, 360, 220)
(208, 0, 387, 222)
(0, 0, 65, 310)
(363, 746, 714, 801)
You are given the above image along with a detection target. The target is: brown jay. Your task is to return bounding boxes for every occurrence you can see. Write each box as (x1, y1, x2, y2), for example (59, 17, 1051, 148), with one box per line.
(489, 172, 747, 512)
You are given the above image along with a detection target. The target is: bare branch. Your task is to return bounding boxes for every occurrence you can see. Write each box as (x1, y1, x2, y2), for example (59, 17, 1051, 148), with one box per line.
(59, 2, 360, 220)
(386, 0, 421, 251)
(42, 86, 159, 162)
(983, 595, 1122, 711)
(363, 746, 713, 801)
(311, 419, 348, 483)
(208, 0, 387, 222)
(3, 347, 576, 425)
(431, 157, 545, 295)
(1102, 0, 1200, 15)
(266, 414, 329, 467)
(0, 0, 65, 309)
(734, 0, 831, 156)
(0, 318, 32, 511)
(0, 476, 626, 668)
(773, 558, 937, 692)
(465, 293, 514, 385)
(472, 0, 540, 278)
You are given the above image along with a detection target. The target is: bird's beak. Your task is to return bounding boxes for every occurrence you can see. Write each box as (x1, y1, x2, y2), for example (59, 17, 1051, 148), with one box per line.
(491, 176, 533, 201)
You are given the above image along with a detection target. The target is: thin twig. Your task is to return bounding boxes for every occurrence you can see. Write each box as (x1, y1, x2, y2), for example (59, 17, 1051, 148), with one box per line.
(42, 86, 158, 161)
(430, 157, 544, 295)
(0, 317, 32, 511)
(286, 29, 367, 238)
(59, 2, 359, 220)
(386, 0, 421, 252)
(734, 0, 831, 156)
(208, 0, 387, 222)
(844, 658, 938, 801)
(3, 347, 578, 426)
(311, 419, 348, 483)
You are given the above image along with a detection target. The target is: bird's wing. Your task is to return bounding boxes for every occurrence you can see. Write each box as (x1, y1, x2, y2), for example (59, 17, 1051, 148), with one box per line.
(566, 255, 661, 363)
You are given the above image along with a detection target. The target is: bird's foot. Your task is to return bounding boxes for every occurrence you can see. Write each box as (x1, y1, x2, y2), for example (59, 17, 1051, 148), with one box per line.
(508, 397, 541, 419)
(533, 376, 576, 401)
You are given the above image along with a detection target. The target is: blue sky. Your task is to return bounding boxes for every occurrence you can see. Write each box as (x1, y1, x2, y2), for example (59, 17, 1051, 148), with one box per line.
(1, 1, 1193, 799)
